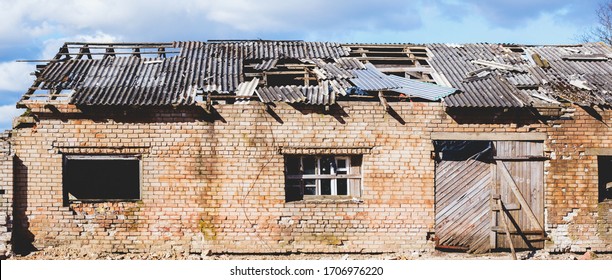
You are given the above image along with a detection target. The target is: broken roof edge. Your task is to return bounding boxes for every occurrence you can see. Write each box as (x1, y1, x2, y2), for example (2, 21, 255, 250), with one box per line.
(17, 40, 612, 109)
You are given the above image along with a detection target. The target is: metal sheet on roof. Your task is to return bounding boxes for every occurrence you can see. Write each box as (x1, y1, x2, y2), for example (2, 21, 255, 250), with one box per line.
(350, 63, 399, 90)
(386, 75, 456, 101)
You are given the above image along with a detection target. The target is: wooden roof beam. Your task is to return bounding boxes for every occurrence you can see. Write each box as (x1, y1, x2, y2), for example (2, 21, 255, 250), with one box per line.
(378, 91, 389, 111)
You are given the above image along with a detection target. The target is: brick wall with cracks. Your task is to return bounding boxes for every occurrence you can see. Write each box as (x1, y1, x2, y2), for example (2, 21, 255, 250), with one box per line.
(7, 102, 611, 254)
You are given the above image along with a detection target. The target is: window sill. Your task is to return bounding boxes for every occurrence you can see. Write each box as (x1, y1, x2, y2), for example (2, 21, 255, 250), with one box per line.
(287, 196, 363, 204)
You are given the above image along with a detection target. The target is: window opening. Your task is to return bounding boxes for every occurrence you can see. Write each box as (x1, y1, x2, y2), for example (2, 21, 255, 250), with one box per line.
(599, 156, 612, 202)
(285, 155, 361, 201)
(63, 155, 140, 203)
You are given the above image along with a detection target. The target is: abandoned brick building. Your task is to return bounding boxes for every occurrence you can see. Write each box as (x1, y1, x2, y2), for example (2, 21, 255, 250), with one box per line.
(1, 40, 610, 256)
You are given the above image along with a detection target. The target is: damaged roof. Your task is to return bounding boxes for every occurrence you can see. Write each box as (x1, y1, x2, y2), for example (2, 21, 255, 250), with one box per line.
(429, 43, 612, 108)
(17, 40, 612, 109)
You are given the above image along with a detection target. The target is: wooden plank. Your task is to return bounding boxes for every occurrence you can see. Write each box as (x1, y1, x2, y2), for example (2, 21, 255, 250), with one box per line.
(497, 199, 517, 260)
(377, 67, 433, 73)
(496, 160, 544, 231)
(493, 156, 549, 161)
(378, 91, 389, 111)
(431, 132, 547, 141)
(436, 161, 488, 207)
(491, 228, 544, 235)
(490, 161, 499, 251)
(436, 157, 492, 252)
(436, 167, 490, 221)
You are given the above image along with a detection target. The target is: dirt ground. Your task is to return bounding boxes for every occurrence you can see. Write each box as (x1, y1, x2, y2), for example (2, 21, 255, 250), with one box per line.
(7, 246, 612, 260)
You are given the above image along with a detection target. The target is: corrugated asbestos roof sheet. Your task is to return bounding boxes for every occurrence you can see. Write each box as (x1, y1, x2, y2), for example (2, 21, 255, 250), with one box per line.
(68, 56, 198, 105)
(19, 40, 611, 108)
(176, 41, 350, 59)
(531, 45, 612, 105)
(256, 84, 336, 105)
(428, 43, 612, 107)
(29, 41, 351, 106)
(255, 80, 338, 105)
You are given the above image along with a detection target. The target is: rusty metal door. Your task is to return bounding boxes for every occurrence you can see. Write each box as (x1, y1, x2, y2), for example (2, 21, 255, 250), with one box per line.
(434, 140, 545, 253)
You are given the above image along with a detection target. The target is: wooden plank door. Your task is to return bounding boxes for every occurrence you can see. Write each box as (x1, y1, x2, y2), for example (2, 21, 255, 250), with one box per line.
(493, 141, 545, 250)
(435, 158, 492, 253)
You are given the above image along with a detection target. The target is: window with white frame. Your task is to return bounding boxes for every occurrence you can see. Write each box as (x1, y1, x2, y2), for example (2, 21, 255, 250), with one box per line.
(284, 155, 362, 201)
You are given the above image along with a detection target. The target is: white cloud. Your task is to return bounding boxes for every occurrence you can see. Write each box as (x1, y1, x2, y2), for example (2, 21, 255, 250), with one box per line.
(0, 104, 23, 131)
(40, 32, 120, 60)
(0, 61, 35, 92)
(0, 0, 424, 45)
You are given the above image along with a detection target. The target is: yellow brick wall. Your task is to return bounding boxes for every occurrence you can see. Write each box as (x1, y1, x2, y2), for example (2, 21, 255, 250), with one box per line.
(9, 102, 611, 254)
(0, 131, 12, 256)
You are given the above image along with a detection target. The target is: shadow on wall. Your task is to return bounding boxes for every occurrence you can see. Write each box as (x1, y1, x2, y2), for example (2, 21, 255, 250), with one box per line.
(34, 106, 224, 124)
(12, 156, 36, 255)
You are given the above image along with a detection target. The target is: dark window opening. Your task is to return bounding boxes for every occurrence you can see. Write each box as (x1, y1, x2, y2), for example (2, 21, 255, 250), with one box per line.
(599, 156, 612, 202)
(63, 155, 140, 203)
(284, 155, 362, 202)
(433, 140, 494, 162)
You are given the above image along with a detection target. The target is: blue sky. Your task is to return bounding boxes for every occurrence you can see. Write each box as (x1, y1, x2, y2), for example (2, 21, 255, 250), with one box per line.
(0, 0, 606, 130)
